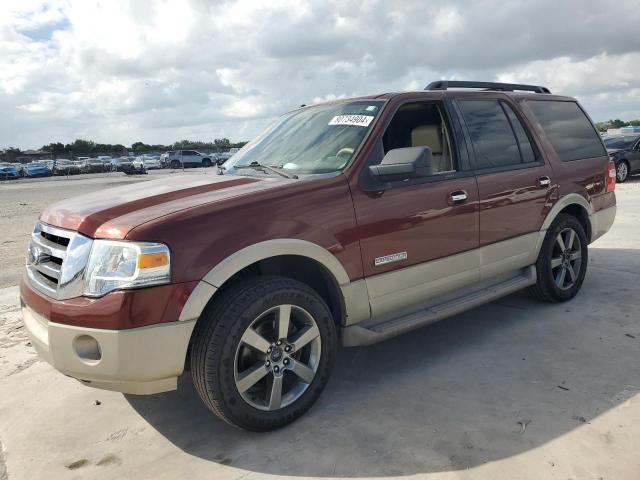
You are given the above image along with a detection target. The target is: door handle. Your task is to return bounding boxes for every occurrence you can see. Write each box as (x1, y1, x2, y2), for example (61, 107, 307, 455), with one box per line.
(448, 190, 468, 205)
(538, 176, 551, 188)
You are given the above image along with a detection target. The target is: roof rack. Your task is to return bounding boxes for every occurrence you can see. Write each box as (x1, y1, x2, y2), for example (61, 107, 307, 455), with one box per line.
(425, 80, 551, 94)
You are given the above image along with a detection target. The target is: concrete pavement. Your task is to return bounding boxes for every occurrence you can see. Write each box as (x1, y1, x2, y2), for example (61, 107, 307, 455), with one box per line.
(0, 179, 639, 480)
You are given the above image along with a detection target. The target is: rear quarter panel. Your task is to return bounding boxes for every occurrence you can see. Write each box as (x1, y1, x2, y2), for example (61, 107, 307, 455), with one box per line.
(519, 99, 612, 213)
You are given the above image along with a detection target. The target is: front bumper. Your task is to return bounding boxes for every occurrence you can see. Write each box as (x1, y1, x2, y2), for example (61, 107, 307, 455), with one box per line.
(20, 276, 198, 394)
(22, 301, 195, 394)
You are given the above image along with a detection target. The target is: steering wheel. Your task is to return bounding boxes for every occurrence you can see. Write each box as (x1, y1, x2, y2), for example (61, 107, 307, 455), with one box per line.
(335, 147, 354, 159)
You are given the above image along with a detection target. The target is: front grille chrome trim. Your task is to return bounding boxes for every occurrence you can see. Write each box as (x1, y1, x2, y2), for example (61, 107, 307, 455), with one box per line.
(33, 260, 61, 280)
(30, 231, 67, 260)
(26, 222, 93, 300)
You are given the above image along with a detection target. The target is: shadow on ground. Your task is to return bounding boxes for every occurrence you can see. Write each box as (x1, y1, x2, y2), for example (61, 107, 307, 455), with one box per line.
(126, 247, 640, 477)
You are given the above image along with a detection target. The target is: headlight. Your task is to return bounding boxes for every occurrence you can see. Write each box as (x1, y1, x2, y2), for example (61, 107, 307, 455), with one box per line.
(84, 240, 171, 297)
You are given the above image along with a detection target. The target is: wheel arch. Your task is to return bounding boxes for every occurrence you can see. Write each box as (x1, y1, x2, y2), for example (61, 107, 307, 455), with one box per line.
(540, 194, 594, 245)
(179, 239, 368, 328)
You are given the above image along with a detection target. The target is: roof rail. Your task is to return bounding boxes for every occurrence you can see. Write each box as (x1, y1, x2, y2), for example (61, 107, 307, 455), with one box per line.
(425, 80, 551, 94)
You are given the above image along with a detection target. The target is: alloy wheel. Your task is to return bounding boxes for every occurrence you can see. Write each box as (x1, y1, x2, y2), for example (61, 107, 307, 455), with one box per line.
(550, 227, 582, 290)
(234, 304, 321, 411)
(616, 162, 628, 182)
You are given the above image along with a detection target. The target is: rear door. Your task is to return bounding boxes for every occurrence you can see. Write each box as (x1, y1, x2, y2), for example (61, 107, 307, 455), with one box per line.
(182, 150, 195, 165)
(454, 97, 555, 278)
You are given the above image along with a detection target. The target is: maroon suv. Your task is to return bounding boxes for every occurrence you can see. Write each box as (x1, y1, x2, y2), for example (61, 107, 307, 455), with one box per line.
(21, 81, 617, 430)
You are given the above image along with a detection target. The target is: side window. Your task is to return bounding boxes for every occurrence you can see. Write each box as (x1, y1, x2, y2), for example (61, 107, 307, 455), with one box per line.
(458, 100, 525, 169)
(382, 102, 456, 173)
(527, 100, 606, 161)
(502, 104, 537, 163)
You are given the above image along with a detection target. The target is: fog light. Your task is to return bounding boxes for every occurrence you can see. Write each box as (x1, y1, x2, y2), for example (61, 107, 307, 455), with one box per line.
(73, 335, 102, 362)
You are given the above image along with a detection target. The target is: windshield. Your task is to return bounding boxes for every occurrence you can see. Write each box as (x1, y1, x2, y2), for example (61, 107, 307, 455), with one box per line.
(604, 136, 638, 149)
(225, 100, 384, 175)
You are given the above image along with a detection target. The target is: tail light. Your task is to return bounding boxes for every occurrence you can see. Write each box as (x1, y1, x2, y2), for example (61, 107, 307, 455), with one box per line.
(606, 160, 616, 193)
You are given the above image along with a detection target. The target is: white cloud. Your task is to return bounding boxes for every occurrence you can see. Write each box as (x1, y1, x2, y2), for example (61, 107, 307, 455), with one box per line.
(1, 0, 640, 149)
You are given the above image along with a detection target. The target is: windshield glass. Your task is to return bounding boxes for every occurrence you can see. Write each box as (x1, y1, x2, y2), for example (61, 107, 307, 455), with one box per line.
(225, 100, 384, 175)
(604, 136, 638, 149)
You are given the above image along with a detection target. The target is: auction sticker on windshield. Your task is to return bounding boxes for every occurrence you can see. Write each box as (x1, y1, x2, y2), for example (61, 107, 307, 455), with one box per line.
(328, 115, 374, 127)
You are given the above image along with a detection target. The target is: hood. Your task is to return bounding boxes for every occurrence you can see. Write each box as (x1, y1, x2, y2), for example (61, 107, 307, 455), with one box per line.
(40, 174, 292, 239)
(606, 148, 621, 154)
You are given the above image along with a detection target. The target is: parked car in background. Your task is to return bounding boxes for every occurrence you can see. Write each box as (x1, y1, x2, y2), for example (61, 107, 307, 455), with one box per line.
(139, 155, 161, 169)
(130, 157, 146, 174)
(604, 134, 640, 183)
(111, 157, 146, 175)
(96, 156, 113, 169)
(10, 163, 25, 177)
(0, 163, 20, 180)
(53, 159, 81, 176)
(79, 158, 109, 174)
(159, 151, 171, 167)
(20, 81, 617, 431)
(24, 162, 52, 178)
(161, 150, 215, 168)
(216, 151, 233, 163)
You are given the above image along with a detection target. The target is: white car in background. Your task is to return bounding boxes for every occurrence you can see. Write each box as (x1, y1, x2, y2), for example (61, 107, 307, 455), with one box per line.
(138, 155, 162, 170)
(159, 150, 215, 168)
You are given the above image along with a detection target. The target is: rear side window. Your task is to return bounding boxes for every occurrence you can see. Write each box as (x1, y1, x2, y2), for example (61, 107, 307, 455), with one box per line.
(458, 100, 536, 169)
(527, 100, 606, 161)
(503, 105, 537, 163)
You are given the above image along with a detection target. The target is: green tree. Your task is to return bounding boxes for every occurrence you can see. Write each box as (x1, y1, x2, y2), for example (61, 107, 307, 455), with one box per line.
(68, 139, 96, 154)
(42, 142, 66, 154)
(131, 141, 150, 153)
(609, 119, 627, 129)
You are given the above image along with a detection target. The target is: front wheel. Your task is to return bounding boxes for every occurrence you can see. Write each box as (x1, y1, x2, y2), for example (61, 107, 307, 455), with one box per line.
(170, 160, 181, 169)
(190, 276, 337, 431)
(202, 159, 212, 168)
(529, 214, 588, 302)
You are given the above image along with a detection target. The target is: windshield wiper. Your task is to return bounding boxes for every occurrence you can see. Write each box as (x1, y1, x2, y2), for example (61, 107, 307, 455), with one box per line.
(234, 162, 298, 179)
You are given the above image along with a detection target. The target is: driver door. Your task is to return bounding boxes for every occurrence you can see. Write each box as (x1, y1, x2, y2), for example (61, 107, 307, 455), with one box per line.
(350, 100, 480, 322)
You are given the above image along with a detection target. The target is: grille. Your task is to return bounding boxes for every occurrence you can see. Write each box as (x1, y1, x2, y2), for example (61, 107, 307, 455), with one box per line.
(26, 222, 93, 300)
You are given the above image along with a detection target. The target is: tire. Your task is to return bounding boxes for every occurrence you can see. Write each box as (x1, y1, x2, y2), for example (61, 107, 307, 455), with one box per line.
(616, 161, 629, 183)
(529, 213, 588, 302)
(191, 276, 337, 431)
(202, 159, 212, 168)
(170, 160, 181, 169)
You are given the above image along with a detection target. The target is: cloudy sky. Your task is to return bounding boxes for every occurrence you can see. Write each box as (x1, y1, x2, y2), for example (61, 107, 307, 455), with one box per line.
(1, 0, 639, 149)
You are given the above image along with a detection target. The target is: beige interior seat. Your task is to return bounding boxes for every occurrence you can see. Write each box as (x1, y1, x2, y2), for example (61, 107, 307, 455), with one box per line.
(410, 125, 453, 173)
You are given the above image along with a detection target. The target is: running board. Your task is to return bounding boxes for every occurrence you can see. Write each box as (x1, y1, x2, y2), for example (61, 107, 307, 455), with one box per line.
(342, 266, 537, 347)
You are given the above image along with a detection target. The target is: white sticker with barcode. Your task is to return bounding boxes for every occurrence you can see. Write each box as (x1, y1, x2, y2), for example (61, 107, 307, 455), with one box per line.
(328, 115, 374, 127)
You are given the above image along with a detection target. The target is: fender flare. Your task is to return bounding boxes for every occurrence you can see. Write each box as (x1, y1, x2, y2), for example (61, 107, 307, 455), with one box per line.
(540, 193, 593, 232)
(178, 239, 353, 322)
(534, 193, 595, 256)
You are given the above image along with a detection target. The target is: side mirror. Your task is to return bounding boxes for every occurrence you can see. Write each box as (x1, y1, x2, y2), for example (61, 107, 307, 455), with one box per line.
(368, 146, 433, 181)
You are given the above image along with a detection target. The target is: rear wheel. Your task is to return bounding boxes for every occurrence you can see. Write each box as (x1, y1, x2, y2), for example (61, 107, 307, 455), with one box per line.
(616, 161, 629, 183)
(529, 214, 588, 302)
(191, 276, 336, 431)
